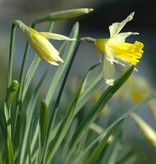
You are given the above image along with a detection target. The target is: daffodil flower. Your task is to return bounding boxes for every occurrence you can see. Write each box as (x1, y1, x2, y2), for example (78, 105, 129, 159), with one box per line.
(14, 20, 75, 65)
(95, 12, 144, 86)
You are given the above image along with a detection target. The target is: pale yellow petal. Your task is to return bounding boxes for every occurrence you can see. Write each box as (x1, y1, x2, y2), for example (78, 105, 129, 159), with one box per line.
(112, 32, 139, 42)
(103, 58, 115, 86)
(109, 12, 135, 37)
(48, 61, 59, 66)
(40, 32, 75, 41)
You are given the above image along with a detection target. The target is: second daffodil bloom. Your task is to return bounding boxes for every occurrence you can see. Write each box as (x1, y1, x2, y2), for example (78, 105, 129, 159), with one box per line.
(14, 20, 75, 66)
(95, 12, 144, 86)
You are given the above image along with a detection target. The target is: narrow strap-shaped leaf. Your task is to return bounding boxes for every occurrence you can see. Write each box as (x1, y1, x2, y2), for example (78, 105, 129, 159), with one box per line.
(86, 123, 122, 164)
(73, 88, 156, 163)
(40, 100, 49, 148)
(7, 24, 16, 87)
(25, 121, 40, 164)
(45, 22, 79, 106)
(13, 22, 37, 140)
(27, 116, 35, 164)
(42, 23, 79, 159)
(68, 66, 134, 151)
(0, 111, 6, 140)
(18, 70, 48, 164)
(13, 42, 30, 143)
(4, 80, 19, 144)
(5, 80, 19, 109)
(99, 132, 121, 164)
(45, 63, 100, 163)
(75, 71, 103, 114)
(91, 92, 156, 163)
(22, 55, 40, 100)
(6, 128, 14, 164)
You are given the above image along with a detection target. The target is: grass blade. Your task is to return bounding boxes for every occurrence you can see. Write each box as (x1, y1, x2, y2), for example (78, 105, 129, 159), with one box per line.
(40, 100, 49, 148)
(68, 66, 134, 151)
(45, 22, 79, 106)
(7, 24, 16, 87)
(45, 63, 100, 163)
(18, 70, 47, 164)
(22, 55, 40, 100)
(86, 124, 122, 164)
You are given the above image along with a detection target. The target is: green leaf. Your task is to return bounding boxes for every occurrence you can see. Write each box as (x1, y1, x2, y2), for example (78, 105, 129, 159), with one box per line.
(33, 8, 93, 24)
(45, 22, 79, 106)
(5, 80, 19, 109)
(37, 22, 79, 163)
(90, 91, 156, 163)
(40, 100, 49, 147)
(7, 24, 16, 87)
(68, 66, 134, 152)
(86, 121, 122, 164)
(99, 133, 121, 164)
(18, 70, 48, 164)
(6, 128, 14, 164)
(75, 71, 103, 114)
(22, 55, 41, 100)
(73, 120, 122, 163)
(45, 63, 100, 163)
(0, 151, 2, 164)
(24, 121, 40, 164)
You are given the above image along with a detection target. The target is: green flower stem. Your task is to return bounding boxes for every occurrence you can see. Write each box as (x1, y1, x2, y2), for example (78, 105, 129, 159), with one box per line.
(48, 37, 94, 131)
(52, 40, 81, 126)
(4, 23, 16, 162)
(13, 42, 30, 139)
(80, 37, 96, 43)
(12, 23, 35, 142)
(6, 23, 16, 148)
(7, 23, 16, 87)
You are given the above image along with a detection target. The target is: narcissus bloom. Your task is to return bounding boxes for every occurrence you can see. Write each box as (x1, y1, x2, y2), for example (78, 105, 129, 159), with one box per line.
(95, 12, 144, 86)
(14, 20, 75, 65)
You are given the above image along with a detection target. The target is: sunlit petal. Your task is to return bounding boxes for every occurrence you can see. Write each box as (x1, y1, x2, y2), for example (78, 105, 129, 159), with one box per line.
(14, 20, 75, 65)
(40, 32, 76, 41)
(103, 58, 115, 86)
(112, 32, 139, 42)
(109, 12, 135, 37)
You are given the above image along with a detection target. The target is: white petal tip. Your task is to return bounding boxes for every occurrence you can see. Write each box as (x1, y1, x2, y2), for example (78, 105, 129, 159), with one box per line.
(58, 58, 64, 63)
(69, 38, 76, 41)
(49, 61, 59, 66)
(55, 55, 64, 63)
(130, 12, 135, 17)
(106, 79, 115, 86)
